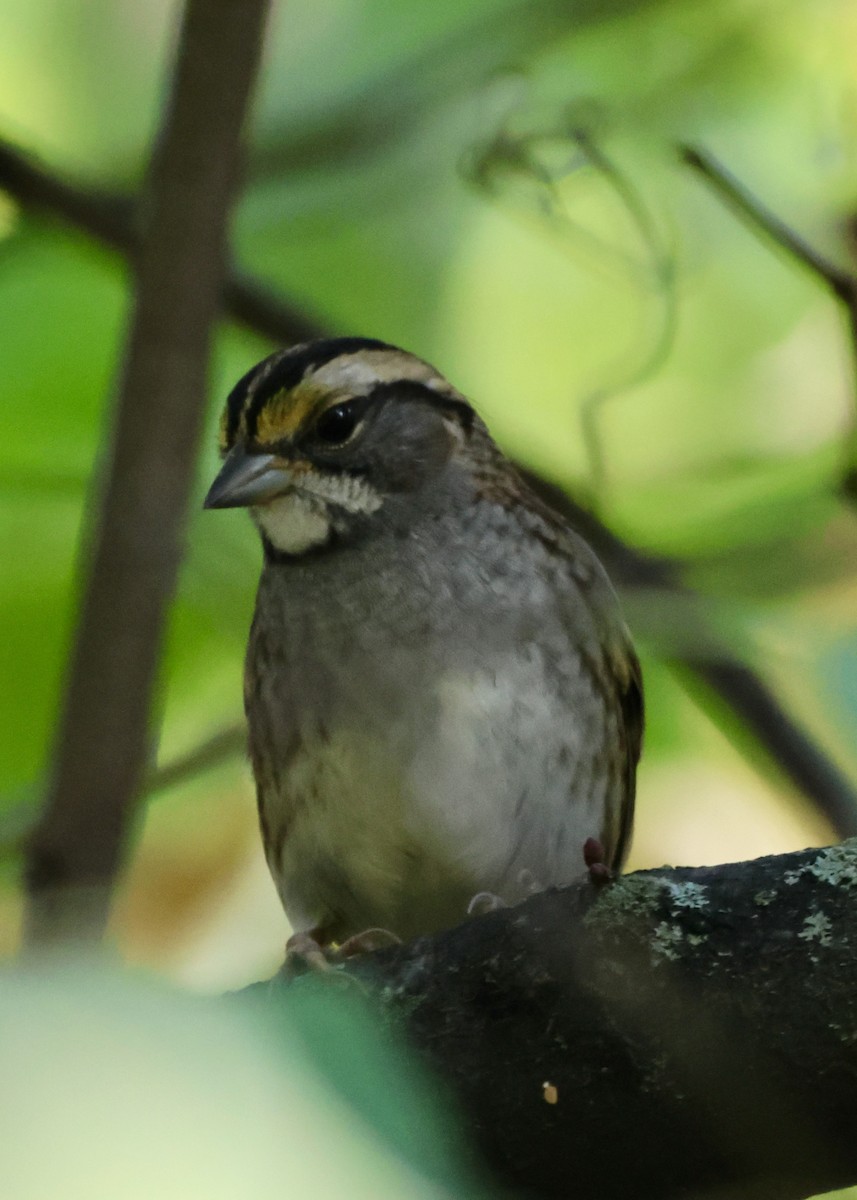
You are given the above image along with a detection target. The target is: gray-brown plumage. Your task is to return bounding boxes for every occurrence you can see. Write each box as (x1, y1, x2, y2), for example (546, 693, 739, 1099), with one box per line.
(205, 337, 643, 944)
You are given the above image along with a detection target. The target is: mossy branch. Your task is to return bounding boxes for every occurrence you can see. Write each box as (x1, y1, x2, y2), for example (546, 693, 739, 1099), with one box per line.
(272, 839, 857, 1200)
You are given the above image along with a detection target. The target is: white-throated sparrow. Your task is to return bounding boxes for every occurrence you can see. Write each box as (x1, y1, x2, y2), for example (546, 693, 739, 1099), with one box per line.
(205, 337, 643, 945)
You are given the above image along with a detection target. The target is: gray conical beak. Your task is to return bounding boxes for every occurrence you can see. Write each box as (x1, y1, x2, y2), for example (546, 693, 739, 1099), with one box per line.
(203, 446, 290, 509)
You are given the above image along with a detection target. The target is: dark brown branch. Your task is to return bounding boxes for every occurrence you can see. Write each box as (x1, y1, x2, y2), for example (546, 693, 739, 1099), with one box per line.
(681, 658, 857, 838)
(0, 142, 136, 253)
(24, 0, 270, 947)
(271, 841, 857, 1200)
(3, 136, 855, 839)
(223, 270, 323, 347)
(0, 140, 323, 348)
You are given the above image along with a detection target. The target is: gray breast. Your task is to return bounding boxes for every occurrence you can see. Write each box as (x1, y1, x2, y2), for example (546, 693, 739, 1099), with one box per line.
(245, 498, 626, 939)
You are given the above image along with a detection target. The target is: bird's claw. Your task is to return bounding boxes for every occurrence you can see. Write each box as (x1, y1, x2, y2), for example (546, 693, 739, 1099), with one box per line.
(274, 926, 400, 991)
(583, 837, 614, 886)
(335, 927, 402, 958)
(468, 891, 508, 916)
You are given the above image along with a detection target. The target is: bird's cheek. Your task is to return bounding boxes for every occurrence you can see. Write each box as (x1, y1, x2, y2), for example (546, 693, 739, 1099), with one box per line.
(377, 423, 454, 493)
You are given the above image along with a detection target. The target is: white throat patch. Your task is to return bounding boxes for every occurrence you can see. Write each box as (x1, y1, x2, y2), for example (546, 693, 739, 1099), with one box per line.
(253, 469, 383, 555)
(254, 492, 332, 555)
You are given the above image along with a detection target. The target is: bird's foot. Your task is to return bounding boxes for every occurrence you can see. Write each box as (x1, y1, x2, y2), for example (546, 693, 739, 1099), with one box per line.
(335, 927, 402, 959)
(274, 929, 339, 983)
(467, 891, 508, 917)
(283, 930, 332, 973)
(583, 836, 614, 886)
(468, 868, 548, 917)
(274, 926, 400, 989)
(516, 868, 545, 896)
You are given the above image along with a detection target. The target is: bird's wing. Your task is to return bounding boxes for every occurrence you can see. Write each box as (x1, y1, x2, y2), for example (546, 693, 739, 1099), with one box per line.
(517, 472, 644, 872)
(605, 639, 644, 870)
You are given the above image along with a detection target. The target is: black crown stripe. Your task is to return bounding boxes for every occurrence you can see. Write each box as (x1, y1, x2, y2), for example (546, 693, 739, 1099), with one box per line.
(223, 338, 475, 449)
(224, 356, 273, 447)
(243, 337, 397, 440)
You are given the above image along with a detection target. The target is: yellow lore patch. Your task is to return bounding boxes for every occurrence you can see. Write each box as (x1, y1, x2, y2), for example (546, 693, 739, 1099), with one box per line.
(254, 381, 325, 446)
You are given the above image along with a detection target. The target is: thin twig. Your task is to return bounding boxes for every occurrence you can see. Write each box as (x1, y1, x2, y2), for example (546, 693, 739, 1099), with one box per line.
(680, 144, 856, 301)
(146, 723, 247, 796)
(573, 129, 678, 503)
(0, 724, 248, 855)
(23, 0, 270, 948)
(680, 143, 857, 500)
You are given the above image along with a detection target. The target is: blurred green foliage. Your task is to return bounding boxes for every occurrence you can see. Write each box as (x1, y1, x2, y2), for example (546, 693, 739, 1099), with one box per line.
(0, 963, 478, 1198)
(1, 0, 857, 972)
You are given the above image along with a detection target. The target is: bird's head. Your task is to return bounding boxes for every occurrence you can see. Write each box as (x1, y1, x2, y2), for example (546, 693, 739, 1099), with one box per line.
(204, 337, 479, 557)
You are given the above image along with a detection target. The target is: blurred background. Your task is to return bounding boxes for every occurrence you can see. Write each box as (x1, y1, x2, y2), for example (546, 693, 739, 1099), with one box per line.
(2, 0, 857, 994)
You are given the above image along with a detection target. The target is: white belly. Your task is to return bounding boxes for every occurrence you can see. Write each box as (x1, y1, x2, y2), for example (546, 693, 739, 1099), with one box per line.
(266, 654, 608, 940)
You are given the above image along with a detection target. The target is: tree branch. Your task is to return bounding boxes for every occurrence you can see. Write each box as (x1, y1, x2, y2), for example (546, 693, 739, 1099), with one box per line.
(274, 841, 857, 1200)
(23, 0, 270, 947)
(0, 140, 322, 347)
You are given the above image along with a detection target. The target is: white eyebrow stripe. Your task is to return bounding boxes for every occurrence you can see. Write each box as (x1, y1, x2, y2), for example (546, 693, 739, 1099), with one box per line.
(306, 350, 458, 398)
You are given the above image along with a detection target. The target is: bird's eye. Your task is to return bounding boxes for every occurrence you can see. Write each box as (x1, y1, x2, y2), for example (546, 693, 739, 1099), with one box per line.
(314, 401, 361, 445)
